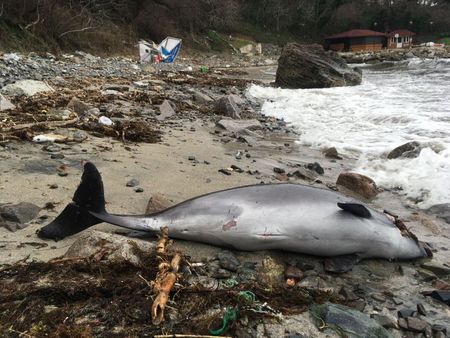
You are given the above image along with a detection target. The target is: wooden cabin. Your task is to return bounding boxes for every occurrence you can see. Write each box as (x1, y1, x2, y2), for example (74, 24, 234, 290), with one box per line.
(387, 30, 415, 49)
(325, 29, 386, 52)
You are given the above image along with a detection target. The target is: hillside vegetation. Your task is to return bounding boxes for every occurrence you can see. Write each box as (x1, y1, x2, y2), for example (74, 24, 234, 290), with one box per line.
(0, 0, 449, 54)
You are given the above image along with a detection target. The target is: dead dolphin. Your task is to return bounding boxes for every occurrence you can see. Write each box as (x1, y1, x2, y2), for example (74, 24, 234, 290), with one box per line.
(38, 162, 429, 267)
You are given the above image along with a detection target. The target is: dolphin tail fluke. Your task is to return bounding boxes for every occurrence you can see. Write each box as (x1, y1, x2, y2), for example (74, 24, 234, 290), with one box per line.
(38, 162, 106, 241)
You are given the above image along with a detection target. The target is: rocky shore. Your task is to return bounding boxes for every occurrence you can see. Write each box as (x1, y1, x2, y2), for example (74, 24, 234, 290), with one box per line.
(0, 50, 449, 337)
(340, 45, 450, 64)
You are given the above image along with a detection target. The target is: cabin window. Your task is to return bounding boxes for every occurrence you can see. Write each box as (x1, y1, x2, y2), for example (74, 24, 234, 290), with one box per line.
(398, 37, 402, 43)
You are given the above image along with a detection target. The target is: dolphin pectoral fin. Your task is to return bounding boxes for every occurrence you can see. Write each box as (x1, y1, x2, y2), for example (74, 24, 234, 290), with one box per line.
(337, 202, 371, 218)
(323, 254, 361, 273)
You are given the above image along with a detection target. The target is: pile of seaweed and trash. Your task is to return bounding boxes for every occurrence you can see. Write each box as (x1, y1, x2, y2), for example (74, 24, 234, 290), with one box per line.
(0, 228, 333, 338)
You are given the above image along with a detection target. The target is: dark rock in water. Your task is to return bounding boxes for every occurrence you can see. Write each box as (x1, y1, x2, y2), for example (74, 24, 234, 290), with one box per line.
(275, 44, 362, 89)
(306, 162, 324, 175)
(217, 250, 240, 272)
(336, 172, 378, 199)
(324, 147, 342, 159)
(214, 95, 241, 119)
(311, 303, 391, 338)
(427, 203, 450, 224)
(0, 202, 40, 232)
(126, 179, 139, 187)
(387, 141, 423, 159)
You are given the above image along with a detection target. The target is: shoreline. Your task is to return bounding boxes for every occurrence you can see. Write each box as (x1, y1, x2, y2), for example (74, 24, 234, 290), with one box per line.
(1, 51, 449, 336)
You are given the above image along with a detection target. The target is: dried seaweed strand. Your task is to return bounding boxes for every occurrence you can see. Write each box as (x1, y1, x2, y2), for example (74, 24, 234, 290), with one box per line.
(151, 226, 181, 325)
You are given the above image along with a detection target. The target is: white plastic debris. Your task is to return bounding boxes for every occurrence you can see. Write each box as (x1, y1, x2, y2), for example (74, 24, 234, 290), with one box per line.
(32, 134, 67, 143)
(98, 116, 114, 126)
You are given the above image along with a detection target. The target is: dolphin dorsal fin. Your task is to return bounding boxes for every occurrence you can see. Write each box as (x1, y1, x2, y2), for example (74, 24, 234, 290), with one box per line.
(337, 202, 371, 218)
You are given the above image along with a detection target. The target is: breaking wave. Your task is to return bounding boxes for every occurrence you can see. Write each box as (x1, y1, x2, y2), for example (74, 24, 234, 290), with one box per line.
(248, 58, 450, 208)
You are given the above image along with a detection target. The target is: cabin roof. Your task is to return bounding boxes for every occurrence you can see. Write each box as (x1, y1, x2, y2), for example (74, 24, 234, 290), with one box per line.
(326, 29, 386, 40)
(387, 29, 416, 37)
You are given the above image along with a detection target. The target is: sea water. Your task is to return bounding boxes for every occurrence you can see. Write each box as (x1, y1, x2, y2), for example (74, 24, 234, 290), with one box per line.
(248, 58, 450, 208)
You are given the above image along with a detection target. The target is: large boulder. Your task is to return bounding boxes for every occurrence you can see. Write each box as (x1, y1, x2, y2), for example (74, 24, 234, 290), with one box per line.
(1, 79, 54, 97)
(275, 44, 362, 89)
(336, 172, 378, 199)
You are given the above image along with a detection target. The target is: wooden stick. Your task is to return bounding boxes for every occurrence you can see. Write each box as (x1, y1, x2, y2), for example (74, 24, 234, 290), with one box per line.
(1, 117, 78, 132)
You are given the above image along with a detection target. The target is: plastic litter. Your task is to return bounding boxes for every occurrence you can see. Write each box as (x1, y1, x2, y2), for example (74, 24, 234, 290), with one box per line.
(98, 116, 114, 126)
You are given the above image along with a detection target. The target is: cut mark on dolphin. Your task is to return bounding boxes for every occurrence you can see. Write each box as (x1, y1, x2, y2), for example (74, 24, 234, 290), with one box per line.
(222, 219, 237, 231)
(37, 162, 431, 271)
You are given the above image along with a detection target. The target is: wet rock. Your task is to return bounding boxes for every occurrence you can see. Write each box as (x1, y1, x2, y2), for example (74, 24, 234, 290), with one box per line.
(371, 314, 399, 329)
(50, 153, 65, 160)
(282, 313, 332, 338)
(65, 230, 154, 266)
(427, 204, 450, 224)
(416, 303, 427, 316)
(217, 250, 240, 272)
(290, 168, 318, 181)
(0, 94, 15, 111)
(324, 147, 342, 159)
(406, 317, 427, 333)
(66, 97, 91, 115)
(336, 172, 378, 199)
(421, 261, 450, 277)
(0, 202, 40, 224)
(426, 290, 450, 306)
(1, 79, 54, 97)
(214, 95, 241, 119)
(273, 167, 285, 174)
(145, 193, 173, 213)
(192, 90, 213, 104)
(387, 141, 423, 159)
(134, 187, 144, 193)
(256, 323, 285, 338)
(398, 308, 416, 318)
(432, 324, 447, 337)
(312, 303, 391, 338)
(306, 162, 324, 175)
(276, 44, 362, 89)
(217, 119, 262, 134)
(339, 286, 359, 301)
(126, 179, 139, 187)
(157, 100, 176, 121)
(218, 168, 232, 176)
(257, 256, 285, 288)
(43, 144, 61, 153)
(371, 293, 387, 302)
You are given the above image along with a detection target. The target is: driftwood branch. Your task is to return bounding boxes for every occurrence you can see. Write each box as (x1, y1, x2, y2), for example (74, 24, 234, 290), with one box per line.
(0, 117, 79, 133)
(151, 226, 181, 325)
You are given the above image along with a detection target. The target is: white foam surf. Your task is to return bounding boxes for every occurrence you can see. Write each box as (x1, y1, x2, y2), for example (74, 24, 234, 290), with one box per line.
(248, 58, 450, 208)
